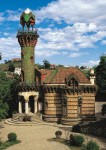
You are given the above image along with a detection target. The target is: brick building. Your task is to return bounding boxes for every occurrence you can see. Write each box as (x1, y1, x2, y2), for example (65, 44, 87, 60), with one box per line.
(17, 9, 96, 125)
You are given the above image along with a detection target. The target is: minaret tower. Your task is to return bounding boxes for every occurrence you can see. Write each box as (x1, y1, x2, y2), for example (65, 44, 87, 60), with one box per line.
(17, 9, 39, 114)
(17, 8, 39, 84)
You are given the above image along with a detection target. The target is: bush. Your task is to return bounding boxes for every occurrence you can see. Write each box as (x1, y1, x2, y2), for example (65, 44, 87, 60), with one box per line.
(87, 141, 100, 150)
(8, 132, 17, 141)
(74, 135, 84, 146)
(70, 135, 84, 146)
(55, 131, 62, 139)
(72, 124, 81, 132)
(70, 134, 75, 145)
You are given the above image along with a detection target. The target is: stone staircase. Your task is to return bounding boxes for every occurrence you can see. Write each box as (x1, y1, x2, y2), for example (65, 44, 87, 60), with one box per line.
(5, 112, 52, 126)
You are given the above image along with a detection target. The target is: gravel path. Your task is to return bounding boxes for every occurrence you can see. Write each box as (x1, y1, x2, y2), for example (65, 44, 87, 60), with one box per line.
(0, 124, 70, 150)
(1, 123, 106, 150)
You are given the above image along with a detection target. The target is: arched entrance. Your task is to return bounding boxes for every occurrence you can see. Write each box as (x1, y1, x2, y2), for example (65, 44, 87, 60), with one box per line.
(29, 96, 34, 113)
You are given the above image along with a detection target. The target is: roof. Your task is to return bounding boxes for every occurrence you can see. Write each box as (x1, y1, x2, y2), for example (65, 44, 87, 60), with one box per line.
(40, 67, 91, 84)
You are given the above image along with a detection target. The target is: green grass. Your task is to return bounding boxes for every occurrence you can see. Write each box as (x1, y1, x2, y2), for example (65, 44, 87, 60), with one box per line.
(0, 140, 21, 150)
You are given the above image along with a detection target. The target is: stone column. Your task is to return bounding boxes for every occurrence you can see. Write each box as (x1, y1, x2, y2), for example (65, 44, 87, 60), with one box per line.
(19, 101, 22, 113)
(34, 100, 37, 113)
(25, 101, 29, 114)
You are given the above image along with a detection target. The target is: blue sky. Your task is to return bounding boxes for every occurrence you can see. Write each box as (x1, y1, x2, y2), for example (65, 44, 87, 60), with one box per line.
(0, 0, 106, 67)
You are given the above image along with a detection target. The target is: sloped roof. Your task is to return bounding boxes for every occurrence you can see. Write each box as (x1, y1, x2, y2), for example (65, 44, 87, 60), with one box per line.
(40, 67, 91, 84)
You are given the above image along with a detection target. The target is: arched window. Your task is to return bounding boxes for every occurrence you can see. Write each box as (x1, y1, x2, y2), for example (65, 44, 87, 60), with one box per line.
(67, 78, 78, 87)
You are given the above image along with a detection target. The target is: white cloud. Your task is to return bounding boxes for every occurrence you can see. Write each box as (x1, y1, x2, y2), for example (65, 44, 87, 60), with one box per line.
(69, 52, 88, 58)
(82, 60, 100, 66)
(1, 0, 106, 65)
(35, 0, 106, 25)
(101, 40, 106, 45)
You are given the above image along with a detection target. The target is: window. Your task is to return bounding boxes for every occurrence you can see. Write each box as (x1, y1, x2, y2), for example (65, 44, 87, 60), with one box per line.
(67, 78, 78, 87)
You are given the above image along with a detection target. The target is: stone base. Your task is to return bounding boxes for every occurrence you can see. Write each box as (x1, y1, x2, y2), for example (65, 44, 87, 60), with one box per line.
(61, 118, 81, 126)
(81, 115, 96, 122)
(43, 114, 61, 123)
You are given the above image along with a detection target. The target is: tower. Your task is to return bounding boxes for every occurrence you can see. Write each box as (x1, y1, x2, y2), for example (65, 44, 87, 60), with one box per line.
(17, 8, 39, 84)
(17, 9, 39, 114)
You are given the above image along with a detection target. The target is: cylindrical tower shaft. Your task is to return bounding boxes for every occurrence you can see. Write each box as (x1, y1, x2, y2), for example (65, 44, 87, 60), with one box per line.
(17, 31, 39, 84)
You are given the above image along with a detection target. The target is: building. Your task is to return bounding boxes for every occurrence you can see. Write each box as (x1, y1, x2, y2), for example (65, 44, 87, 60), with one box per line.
(16, 9, 96, 125)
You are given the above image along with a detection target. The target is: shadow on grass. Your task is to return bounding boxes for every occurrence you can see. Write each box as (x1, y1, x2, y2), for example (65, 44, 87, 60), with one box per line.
(47, 138, 86, 150)
(0, 140, 21, 150)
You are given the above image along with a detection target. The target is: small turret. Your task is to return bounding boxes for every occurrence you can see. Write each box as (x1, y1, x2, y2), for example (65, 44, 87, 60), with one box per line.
(90, 68, 95, 85)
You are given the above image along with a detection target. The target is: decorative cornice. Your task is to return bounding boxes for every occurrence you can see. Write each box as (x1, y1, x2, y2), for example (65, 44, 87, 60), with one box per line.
(43, 85, 97, 94)
(17, 31, 39, 47)
(15, 83, 39, 92)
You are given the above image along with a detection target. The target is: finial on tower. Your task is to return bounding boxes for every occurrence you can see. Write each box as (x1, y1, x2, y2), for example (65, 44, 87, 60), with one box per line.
(20, 8, 35, 31)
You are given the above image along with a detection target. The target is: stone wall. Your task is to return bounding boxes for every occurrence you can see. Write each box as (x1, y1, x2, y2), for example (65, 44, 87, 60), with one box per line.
(43, 86, 96, 125)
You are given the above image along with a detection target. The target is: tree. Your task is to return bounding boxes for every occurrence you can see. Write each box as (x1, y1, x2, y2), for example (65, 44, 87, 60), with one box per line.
(43, 59, 50, 69)
(96, 55, 106, 93)
(35, 63, 44, 69)
(0, 53, 2, 60)
(8, 62, 15, 72)
(0, 71, 19, 119)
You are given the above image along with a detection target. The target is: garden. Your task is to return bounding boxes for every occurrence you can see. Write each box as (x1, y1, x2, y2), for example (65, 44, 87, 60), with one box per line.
(72, 120, 106, 138)
(48, 130, 100, 150)
(0, 132, 20, 150)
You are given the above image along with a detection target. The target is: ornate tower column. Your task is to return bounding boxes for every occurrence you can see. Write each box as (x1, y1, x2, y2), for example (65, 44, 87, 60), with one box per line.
(17, 8, 39, 85)
(17, 9, 40, 114)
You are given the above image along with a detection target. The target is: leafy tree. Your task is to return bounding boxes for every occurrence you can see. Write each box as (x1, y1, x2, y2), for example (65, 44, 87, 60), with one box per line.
(96, 55, 106, 93)
(57, 64, 64, 68)
(43, 59, 50, 69)
(0, 71, 19, 119)
(35, 63, 44, 69)
(80, 66, 86, 69)
(8, 62, 15, 72)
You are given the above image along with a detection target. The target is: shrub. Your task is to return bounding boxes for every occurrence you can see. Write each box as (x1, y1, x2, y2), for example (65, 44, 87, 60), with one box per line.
(72, 124, 81, 132)
(87, 141, 100, 150)
(55, 131, 62, 139)
(70, 134, 75, 145)
(8, 132, 17, 141)
(70, 135, 84, 146)
(74, 135, 84, 146)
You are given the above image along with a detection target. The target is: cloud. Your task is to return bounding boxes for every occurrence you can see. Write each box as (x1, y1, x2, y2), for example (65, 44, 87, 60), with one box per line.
(37, 25, 106, 53)
(101, 40, 106, 45)
(35, 0, 106, 25)
(69, 52, 88, 58)
(1, 0, 106, 65)
(82, 60, 100, 66)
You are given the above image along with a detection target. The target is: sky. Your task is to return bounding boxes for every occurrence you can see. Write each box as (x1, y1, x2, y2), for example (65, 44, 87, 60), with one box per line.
(0, 0, 106, 67)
